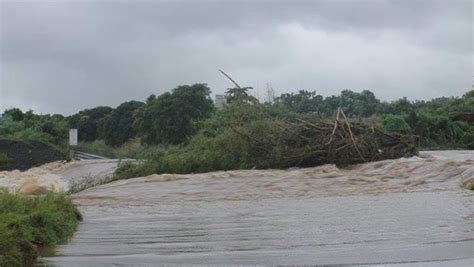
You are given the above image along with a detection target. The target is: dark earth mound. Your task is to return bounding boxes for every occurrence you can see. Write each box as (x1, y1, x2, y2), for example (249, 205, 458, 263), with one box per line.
(0, 139, 66, 171)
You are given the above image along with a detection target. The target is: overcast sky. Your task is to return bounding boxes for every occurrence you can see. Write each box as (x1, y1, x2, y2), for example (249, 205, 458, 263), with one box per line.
(1, 0, 472, 115)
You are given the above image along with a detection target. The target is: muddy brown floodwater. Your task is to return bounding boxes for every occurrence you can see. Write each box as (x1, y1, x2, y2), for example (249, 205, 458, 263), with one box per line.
(39, 151, 473, 266)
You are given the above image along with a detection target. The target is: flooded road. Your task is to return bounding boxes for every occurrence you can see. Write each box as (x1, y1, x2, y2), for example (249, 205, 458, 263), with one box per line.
(40, 151, 473, 265)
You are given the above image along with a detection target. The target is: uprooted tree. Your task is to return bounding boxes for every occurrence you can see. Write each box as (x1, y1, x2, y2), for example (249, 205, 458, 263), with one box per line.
(224, 107, 417, 169)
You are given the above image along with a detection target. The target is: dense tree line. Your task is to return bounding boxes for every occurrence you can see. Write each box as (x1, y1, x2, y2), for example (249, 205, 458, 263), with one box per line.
(1, 84, 472, 151)
(0, 108, 68, 146)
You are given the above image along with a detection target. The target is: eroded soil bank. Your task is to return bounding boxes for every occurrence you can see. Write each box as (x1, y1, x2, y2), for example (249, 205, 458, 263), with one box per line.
(0, 140, 65, 171)
(32, 151, 474, 265)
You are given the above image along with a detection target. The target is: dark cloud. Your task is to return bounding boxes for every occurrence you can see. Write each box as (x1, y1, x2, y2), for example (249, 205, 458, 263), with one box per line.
(1, 0, 472, 114)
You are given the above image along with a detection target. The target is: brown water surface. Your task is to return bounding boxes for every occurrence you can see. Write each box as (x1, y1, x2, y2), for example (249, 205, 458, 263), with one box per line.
(39, 151, 474, 265)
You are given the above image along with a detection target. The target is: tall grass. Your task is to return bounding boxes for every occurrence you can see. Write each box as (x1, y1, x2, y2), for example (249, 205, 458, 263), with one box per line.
(0, 191, 82, 266)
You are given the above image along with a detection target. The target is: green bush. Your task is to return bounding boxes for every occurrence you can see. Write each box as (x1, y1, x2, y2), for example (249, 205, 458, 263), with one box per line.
(413, 112, 473, 149)
(114, 160, 156, 180)
(0, 111, 69, 151)
(0, 191, 82, 266)
(380, 114, 412, 134)
(0, 153, 12, 170)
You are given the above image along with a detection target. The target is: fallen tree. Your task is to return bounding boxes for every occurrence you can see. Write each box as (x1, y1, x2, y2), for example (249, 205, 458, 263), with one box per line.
(224, 107, 417, 169)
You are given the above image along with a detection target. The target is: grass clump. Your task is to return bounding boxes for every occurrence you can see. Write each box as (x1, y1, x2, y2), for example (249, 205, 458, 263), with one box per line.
(0, 190, 82, 266)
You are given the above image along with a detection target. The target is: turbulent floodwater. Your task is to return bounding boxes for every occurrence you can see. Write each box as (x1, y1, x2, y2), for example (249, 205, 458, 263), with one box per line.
(0, 159, 120, 194)
(31, 151, 474, 265)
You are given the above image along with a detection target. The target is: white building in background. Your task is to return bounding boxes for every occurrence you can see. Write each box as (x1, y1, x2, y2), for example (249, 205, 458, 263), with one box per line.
(215, 94, 226, 109)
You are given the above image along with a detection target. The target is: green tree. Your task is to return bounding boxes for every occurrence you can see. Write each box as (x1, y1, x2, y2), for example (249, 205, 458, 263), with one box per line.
(381, 97, 414, 115)
(2, 108, 24, 121)
(327, 90, 380, 117)
(225, 87, 257, 104)
(103, 101, 144, 146)
(68, 106, 113, 141)
(39, 115, 68, 144)
(275, 90, 323, 114)
(135, 84, 214, 145)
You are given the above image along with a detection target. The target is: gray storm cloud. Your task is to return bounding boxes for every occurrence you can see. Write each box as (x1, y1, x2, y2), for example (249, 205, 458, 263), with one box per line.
(1, 0, 472, 115)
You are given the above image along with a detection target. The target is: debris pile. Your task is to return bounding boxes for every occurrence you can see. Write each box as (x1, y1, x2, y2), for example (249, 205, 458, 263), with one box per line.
(229, 108, 417, 168)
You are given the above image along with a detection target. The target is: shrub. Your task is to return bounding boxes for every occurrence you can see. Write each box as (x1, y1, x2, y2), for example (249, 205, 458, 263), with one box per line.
(0, 112, 69, 150)
(380, 114, 412, 134)
(114, 160, 156, 180)
(0, 191, 82, 266)
(413, 112, 474, 149)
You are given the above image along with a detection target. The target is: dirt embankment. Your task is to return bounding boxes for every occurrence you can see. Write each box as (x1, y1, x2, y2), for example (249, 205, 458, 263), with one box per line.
(0, 139, 66, 171)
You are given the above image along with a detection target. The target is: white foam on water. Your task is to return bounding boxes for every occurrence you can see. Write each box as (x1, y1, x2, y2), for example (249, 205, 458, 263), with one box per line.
(0, 163, 68, 193)
(0, 159, 121, 194)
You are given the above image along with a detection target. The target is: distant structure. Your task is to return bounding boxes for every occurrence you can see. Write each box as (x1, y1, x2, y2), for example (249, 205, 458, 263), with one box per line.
(265, 83, 275, 103)
(215, 94, 226, 109)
